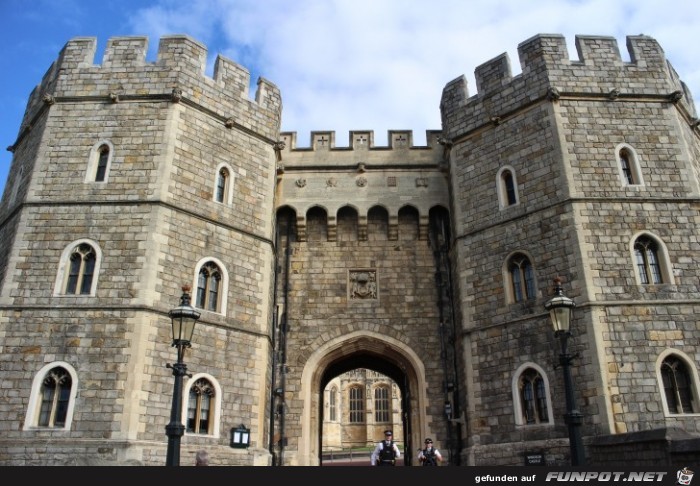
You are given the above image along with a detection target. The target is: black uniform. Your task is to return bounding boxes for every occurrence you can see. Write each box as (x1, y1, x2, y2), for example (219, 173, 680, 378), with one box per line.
(377, 440, 397, 466)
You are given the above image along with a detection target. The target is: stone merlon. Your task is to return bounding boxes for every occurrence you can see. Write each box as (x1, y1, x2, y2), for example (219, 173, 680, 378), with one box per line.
(20, 35, 282, 141)
(440, 34, 696, 140)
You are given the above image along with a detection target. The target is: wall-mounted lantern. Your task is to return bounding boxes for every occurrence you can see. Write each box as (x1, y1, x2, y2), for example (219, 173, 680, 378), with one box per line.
(230, 424, 251, 449)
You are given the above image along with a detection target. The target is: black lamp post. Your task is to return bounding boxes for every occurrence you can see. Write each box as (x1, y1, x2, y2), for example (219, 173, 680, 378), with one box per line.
(165, 285, 201, 466)
(544, 277, 586, 466)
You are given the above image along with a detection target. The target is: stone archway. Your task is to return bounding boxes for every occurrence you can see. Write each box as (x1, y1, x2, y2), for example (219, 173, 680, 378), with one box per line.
(296, 330, 428, 466)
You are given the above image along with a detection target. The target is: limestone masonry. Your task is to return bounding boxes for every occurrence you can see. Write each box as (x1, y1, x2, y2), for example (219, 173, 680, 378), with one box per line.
(0, 33, 698, 466)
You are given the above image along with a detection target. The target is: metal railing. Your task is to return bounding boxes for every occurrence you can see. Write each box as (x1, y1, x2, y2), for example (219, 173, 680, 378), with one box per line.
(321, 448, 369, 462)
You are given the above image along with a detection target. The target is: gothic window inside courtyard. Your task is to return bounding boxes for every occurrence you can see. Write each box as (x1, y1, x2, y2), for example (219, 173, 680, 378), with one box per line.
(374, 386, 391, 423)
(349, 386, 364, 423)
(329, 386, 337, 421)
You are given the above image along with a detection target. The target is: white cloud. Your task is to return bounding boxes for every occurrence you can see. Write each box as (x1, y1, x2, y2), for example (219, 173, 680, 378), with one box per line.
(26, 3, 700, 140)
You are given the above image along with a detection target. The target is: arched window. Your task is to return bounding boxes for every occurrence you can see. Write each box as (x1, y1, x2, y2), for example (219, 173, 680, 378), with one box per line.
(214, 165, 234, 204)
(512, 363, 553, 426)
(661, 355, 697, 414)
(187, 378, 215, 434)
(95, 145, 109, 182)
(348, 386, 365, 423)
(85, 141, 114, 184)
(196, 261, 222, 312)
(497, 166, 519, 209)
(329, 386, 337, 422)
(619, 150, 634, 184)
(374, 386, 391, 423)
(39, 367, 72, 427)
(66, 244, 96, 295)
(507, 253, 536, 303)
(616, 144, 644, 187)
(183, 373, 222, 437)
(54, 239, 102, 297)
(216, 169, 228, 203)
(503, 171, 516, 205)
(634, 236, 663, 284)
(24, 362, 79, 431)
(519, 369, 548, 424)
(192, 258, 228, 315)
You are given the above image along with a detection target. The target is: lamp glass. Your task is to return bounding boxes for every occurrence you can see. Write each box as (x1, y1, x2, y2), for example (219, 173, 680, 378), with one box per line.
(548, 305, 571, 334)
(169, 303, 200, 344)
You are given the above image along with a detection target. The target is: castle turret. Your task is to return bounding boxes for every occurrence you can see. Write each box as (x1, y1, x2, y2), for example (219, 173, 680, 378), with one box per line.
(441, 34, 700, 465)
(0, 35, 281, 465)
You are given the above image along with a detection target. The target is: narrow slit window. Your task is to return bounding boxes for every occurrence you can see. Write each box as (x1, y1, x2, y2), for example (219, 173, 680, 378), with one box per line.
(497, 167, 519, 208)
(215, 168, 229, 203)
(620, 150, 634, 184)
(95, 145, 109, 182)
(503, 171, 516, 205)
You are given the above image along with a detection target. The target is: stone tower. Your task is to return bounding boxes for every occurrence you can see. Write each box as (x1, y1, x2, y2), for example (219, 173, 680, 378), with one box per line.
(439, 34, 700, 465)
(0, 35, 282, 466)
(0, 33, 699, 466)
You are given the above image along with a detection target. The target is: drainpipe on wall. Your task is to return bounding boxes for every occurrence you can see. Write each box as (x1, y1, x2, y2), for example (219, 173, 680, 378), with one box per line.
(429, 210, 462, 465)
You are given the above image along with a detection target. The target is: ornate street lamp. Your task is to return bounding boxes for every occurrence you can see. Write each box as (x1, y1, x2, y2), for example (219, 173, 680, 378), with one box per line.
(544, 277, 586, 466)
(165, 285, 201, 466)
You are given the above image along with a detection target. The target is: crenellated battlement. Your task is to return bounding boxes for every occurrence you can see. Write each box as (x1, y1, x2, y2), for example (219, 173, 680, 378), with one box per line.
(18, 35, 281, 142)
(440, 34, 696, 140)
(280, 129, 443, 151)
(277, 130, 445, 167)
(55, 35, 265, 97)
(471, 34, 668, 97)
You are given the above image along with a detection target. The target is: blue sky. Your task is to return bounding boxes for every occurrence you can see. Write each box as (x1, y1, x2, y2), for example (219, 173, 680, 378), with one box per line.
(1, 0, 699, 196)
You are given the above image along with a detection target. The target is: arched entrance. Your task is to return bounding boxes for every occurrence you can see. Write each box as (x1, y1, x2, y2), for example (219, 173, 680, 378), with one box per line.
(297, 330, 428, 466)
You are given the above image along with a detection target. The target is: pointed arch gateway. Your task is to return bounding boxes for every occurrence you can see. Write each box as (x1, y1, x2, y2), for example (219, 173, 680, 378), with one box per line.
(297, 330, 428, 466)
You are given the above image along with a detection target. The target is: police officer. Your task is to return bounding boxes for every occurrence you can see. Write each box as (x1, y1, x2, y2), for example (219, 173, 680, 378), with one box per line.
(371, 430, 401, 466)
(418, 438, 443, 466)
